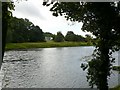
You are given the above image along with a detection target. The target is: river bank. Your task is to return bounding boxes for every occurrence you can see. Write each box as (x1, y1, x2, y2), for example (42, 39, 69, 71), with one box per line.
(5, 41, 93, 51)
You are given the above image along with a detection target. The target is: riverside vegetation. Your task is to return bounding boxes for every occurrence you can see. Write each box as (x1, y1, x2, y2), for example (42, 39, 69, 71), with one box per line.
(5, 17, 94, 51)
(5, 41, 93, 50)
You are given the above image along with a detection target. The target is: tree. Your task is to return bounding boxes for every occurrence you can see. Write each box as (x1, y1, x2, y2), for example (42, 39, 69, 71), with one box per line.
(44, 32, 54, 37)
(54, 31, 64, 42)
(43, 2, 120, 90)
(9, 17, 31, 42)
(65, 31, 76, 41)
(44, 32, 54, 40)
(85, 34, 93, 44)
(2, 2, 15, 63)
(65, 31, 85, 42)
(75, 34, 86, 42)
(6, 17, 45, 43)
(29, 25, 45, 42)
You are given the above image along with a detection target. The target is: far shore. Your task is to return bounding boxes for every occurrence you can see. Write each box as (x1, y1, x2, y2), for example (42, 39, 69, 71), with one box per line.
(5, 41, 93, 51)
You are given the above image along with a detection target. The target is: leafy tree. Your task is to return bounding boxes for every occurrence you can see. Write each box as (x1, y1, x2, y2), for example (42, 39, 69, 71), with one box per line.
(65, 31, 76, 41)
(6, 17, 45, 43)
(11, 17, 31, 42)
(85, 34, 93, 44)
(52, 34, 56, 40)
(43, 2, 120, 90)
(44, 32, 54, 37)
(7, 17, 30, 42)
(29, 25, 45, 42)
(44, 32, 54, 40)
(54, 31, 64, 42)
(65, 31, 85, 42)
(75, 34, 86, 42)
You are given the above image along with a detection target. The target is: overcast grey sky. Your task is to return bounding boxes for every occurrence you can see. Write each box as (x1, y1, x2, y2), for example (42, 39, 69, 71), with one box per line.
(12, 0, 92, 36)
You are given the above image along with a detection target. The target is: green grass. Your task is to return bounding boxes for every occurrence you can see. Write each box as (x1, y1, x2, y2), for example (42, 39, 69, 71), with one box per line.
(5, 41, 93, 51)
(110, 85, 120, 90)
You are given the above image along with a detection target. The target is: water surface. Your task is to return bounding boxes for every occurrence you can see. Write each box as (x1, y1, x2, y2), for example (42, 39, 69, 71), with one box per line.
(1, 46, 119, 88)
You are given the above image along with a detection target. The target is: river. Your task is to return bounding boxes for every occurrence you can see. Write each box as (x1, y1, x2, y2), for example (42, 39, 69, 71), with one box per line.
(1, 46, 119, 88)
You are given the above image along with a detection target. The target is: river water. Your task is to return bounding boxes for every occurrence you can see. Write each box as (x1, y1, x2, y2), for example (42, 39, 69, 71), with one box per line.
(1, 46, 119, 88)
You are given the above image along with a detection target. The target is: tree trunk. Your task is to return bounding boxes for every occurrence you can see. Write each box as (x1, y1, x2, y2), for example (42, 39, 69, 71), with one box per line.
(99, 45, 109, 90)
(2, 2, 8, 65)
(98, 29, 110, 90)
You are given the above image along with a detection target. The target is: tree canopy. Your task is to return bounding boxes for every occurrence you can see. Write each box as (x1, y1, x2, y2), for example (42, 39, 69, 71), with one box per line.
(65, 31, 85, 42)
(54, 31, 64, 42)
(6, 17, 45, 43)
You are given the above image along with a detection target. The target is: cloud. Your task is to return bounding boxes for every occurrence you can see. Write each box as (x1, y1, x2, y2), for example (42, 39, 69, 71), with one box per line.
(13, 0, 45, 20)
(12, 0, 92, 36)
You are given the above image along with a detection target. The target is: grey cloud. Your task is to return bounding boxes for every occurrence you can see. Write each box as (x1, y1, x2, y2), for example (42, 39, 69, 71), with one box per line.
(14, 1, 46, 20)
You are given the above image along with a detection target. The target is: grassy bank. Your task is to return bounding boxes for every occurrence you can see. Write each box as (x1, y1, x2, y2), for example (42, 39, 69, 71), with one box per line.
(110, 85, 120, 90)
(5, 41, 93, 50)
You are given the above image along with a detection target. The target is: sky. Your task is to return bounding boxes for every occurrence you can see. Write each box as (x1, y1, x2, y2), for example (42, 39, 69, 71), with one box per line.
(12, 0, 92, 37)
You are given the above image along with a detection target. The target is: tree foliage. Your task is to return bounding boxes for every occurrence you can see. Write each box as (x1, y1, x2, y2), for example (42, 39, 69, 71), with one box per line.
(65, 31, 85, 42)
(43, 2, 120, 90)
(44, 32, 54, 37)
(85, 34, 93, 44)
(65, 31, 76, 41)
(44, 32, 55, 40)
(54, 31, 64, 42)
(6, 17, 45, 43)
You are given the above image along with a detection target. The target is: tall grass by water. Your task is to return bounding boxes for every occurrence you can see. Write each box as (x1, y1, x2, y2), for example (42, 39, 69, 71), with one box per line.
(5, 41, 93, 50)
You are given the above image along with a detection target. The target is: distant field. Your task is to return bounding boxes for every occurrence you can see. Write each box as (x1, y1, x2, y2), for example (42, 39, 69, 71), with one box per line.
(5, 41, 93, 50)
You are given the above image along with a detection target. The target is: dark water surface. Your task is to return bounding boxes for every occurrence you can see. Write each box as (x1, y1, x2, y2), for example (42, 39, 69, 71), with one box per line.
(1, 46, 119, 88)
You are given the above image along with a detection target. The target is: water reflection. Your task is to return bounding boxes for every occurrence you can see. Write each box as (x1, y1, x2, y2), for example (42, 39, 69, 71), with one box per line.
(1, 46, 119, 88)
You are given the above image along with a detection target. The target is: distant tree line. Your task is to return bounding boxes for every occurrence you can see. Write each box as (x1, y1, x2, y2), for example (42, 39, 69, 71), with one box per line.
(6, 17, 94, 43)
(6, 17, 45, 43)
(47, 31, 94, 43)
(65, 31, 85, 42)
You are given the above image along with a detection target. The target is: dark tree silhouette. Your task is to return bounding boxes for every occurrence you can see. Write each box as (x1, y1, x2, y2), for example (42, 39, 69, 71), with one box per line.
(2, 2, 14, 64)
(6, 17, 45, 43)
(54, 31, 64, 42)
(65, 31, 85, 42)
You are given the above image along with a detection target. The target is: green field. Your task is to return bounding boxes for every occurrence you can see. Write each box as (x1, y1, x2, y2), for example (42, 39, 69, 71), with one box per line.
(5, 41, 93, 50)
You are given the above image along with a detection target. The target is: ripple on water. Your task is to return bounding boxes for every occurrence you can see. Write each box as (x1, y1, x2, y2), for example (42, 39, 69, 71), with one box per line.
(1, 47, 119, 88)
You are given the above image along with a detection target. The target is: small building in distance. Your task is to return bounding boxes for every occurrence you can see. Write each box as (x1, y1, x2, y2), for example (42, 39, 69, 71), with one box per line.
(45, 36, 53, 41)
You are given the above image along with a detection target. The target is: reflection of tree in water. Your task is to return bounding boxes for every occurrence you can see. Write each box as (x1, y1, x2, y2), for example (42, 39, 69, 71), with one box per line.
(81, 55, 93, 62)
